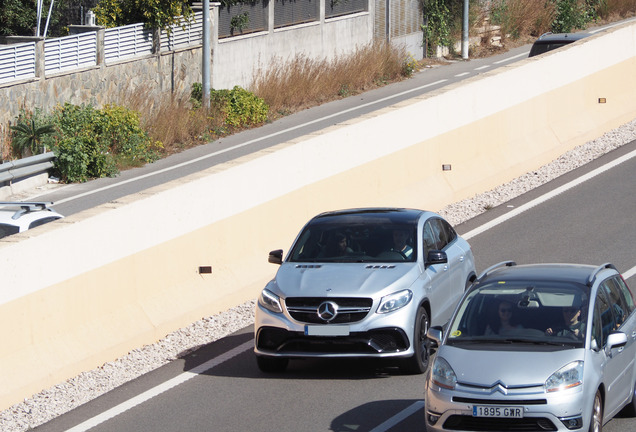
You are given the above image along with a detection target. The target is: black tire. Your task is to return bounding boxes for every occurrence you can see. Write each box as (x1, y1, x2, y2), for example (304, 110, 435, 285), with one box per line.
(256, 355, 289, 373)
(589, 390, 603, 432)
(400, 306, 430, 374)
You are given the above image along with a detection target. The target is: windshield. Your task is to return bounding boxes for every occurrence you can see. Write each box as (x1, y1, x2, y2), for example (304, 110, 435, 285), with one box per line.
(288, 212, 418, 263)
(447, 281, 589, 348)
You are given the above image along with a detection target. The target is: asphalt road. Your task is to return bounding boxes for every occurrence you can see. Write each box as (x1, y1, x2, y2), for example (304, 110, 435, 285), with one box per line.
(32, 141, 636, 432)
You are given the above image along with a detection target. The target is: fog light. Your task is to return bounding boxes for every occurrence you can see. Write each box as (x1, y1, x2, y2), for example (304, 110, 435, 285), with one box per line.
(427, 414, 440, 425)
(560, 416, 582, 430)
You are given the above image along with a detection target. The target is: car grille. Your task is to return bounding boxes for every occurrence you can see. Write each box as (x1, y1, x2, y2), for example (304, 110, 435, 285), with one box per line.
(452, 397, 547, 405)
(285, 297, 373, 324)
(443, 415, 557, 431)
(256, 326, 409, 354)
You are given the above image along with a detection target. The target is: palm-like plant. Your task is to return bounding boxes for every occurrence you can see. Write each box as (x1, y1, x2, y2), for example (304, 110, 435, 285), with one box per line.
(10, 117, 56, 156)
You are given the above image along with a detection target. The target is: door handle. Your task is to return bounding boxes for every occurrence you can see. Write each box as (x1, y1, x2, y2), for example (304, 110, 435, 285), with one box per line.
(443, 265, 449, 272)
(459, 256, 465, 262)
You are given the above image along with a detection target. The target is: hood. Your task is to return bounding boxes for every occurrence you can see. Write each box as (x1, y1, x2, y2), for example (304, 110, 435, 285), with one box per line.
(439, 345, 584, 388)
(272, 262, 421, 298)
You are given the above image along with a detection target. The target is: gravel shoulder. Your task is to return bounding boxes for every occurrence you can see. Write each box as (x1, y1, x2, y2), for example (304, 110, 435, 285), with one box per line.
(2, 118, 635, 432)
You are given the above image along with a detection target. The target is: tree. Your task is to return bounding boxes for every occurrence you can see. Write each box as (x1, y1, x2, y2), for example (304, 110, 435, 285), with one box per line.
(0, 0, 100, 37)
(1, 0, 37, 36)
(93, 0, 193, 33)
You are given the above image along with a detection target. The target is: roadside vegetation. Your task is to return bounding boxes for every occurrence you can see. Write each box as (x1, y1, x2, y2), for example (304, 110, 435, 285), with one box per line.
(2, 0, 635, 182)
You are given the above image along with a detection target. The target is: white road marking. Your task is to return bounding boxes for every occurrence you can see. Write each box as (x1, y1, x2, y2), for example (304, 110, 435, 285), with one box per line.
(475, 65, 490, 70)
(54, 79, 448, 206)
(455, 72, 470, 77)
(369, 400, 426, 432)
(494, 52, 529, 64)
(589, 18, 636, 34)
(64, 340, 253, 432)
(462, 148, 636, 240)
(624, 265, 636, 280)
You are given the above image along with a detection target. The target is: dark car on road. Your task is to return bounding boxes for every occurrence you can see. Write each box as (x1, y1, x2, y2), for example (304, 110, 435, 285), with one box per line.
(529, 32, 591, 57)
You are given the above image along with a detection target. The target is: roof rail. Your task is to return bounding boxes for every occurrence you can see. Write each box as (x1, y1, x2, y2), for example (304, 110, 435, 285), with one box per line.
(587, 263, 617, 287)
(0, 201, 55, 220)
(476, 261, 516, 282)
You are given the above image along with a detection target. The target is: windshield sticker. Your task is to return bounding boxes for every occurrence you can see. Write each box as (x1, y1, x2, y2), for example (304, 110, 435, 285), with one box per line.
(451, 330, 461, 337)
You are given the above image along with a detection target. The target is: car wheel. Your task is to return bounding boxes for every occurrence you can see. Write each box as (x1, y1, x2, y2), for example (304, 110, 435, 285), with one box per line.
(256, 355, 289, 373)
(400, 306, 430, 374)
(589, 390, 603, 432)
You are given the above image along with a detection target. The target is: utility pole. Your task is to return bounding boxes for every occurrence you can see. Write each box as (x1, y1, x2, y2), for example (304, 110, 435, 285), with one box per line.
(202, 0, 211, 109)
(462, 0, 469, 60)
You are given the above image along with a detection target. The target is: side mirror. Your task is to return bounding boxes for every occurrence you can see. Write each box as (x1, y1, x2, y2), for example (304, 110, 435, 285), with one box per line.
(268, 249, 283, 265)
(427, 326, 443, 348)
(607, 332, 627, 351)
(426, 250, 447, 267)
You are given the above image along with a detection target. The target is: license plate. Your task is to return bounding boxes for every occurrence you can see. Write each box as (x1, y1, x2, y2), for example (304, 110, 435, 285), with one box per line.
(473, 406, 524, 418)
(304, 325, 350, 336)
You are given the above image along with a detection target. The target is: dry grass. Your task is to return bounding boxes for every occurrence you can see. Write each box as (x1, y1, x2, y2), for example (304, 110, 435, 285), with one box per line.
(0, 124, 11, 162)
(493, 0, 556, 40)
(101, 43, 411, 157)
(251, 43, 408, 118)
(597, 0, 636, 20)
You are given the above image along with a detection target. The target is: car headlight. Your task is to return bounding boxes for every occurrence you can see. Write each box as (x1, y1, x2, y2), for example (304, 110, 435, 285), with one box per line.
(545, 361, 584, 392)
(377, 289, 413, 314)
(431, 356, 457, 390)
(259, 289, 283, 314)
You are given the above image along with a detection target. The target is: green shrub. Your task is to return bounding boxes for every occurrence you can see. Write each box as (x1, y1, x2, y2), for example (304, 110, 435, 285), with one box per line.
(50, 103, 158, 182)
(10, 108, 57, 157)
(221, 86, 269, 128)
(551, 0, 597, 33)
(191, 84, 269, 128)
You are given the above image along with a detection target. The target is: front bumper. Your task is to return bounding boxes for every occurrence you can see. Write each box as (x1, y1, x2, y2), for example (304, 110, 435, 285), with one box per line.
(425, 381, 588, 432)
(254, 300, 416, 358)
(255, 326, 410, 357)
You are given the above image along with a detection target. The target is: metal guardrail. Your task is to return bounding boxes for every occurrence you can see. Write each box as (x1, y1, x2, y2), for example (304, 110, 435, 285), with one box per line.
(0, 152, 55, 185)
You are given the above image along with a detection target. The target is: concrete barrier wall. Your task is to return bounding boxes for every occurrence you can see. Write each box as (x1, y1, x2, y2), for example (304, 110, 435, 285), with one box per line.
(213, 11, 374, 90)
(1, 21, 635, 410)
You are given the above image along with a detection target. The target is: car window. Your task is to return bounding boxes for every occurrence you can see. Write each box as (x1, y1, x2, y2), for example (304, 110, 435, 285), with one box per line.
(429, 219, 447, 250)
(615, 276, 635, 314)
(593, 289, 615, 348)
(601, 278, 632, 328)
(0, 223, 20, 239)
(288, 218, 418, 263)
(422, 221, 437, 254)
(446, 281, 588, 347)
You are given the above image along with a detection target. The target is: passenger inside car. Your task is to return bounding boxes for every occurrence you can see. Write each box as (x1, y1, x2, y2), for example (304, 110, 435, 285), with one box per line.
(484, 300, 523, 335)
(546, 305, 586, 339)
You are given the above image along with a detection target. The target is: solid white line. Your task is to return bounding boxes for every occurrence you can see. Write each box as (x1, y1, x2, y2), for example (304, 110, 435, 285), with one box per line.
(64, 340, 253, 432)
(494, 52, 529, 64)
(54, 79, 448, 206)
(462, 148, 636, 240)
(369, 400, 425, 432)
(623, 265, 636, 281)
(589, 17, 636, 34)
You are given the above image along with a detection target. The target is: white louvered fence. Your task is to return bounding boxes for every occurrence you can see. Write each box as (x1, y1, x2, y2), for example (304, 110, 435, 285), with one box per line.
(44, 32, 97, 74)
(0, 43, 36, 84)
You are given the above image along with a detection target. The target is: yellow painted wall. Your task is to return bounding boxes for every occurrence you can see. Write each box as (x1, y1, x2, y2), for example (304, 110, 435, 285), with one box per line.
(1, 22, 635, 411)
